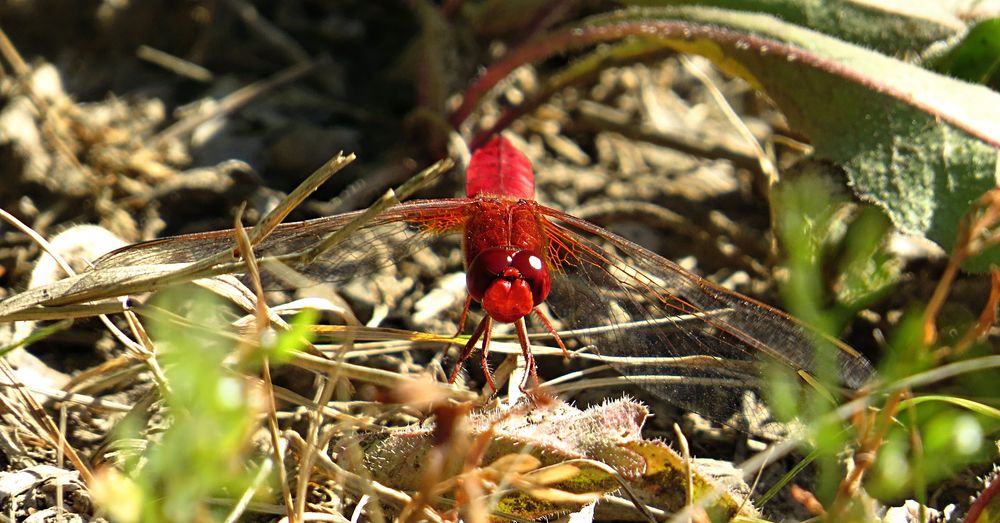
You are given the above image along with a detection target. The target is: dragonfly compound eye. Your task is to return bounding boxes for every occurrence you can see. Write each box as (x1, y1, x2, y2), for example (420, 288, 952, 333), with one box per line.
(510, 250, 551, 305)
(467, 247, 515, 301)
(466, 247, 550, 323)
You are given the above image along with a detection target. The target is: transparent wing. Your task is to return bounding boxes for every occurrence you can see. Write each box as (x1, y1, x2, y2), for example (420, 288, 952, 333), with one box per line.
(94, 197, 874, 432)
(94, 198, 474, 287)
(538, 206, 875, 432)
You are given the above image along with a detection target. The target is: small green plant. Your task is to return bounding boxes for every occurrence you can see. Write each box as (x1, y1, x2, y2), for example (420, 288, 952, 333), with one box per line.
(92, 288, 316, 522)
(109, 288, 259, 522)
(769, 166, 1000, 517)
(767, 166, 897, 508)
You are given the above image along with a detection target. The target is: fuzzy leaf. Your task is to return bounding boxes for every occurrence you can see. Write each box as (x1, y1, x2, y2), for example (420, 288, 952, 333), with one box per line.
(622, 0, 976, 55)
(362, 398, 649, 492)
(361, 397, 757, 520)
(608, 440, 757, 521)
(577, 7, 1000, 269)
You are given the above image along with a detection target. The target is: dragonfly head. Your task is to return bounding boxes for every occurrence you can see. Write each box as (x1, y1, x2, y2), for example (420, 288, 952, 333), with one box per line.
(467, 247, 551, 323)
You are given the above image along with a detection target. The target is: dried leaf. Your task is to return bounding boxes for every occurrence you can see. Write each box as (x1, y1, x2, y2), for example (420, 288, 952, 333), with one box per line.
(362, 396, 758, 520)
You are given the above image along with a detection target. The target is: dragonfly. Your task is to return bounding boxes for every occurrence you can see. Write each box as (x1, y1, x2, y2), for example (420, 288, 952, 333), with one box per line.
(92, 135, 875, 430)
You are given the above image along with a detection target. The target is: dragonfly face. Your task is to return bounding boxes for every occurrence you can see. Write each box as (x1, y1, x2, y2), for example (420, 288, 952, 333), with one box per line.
(466, 246, 551, 323)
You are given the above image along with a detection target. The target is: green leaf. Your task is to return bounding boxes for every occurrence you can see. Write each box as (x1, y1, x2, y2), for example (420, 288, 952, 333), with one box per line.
(621, 0, 971, 55)
(0, 318, 73, 357)
(898, 395, 1000, 421)
(582, 7, 1000, 269)
(265, 308, 319, 365)
(931, 18, 1000, 86)
(833, 205, 900, 312)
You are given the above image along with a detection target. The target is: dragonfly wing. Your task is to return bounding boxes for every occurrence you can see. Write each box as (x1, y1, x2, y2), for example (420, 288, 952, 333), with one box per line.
(93, 199, 474, 289)
(538, 206, 875, 432)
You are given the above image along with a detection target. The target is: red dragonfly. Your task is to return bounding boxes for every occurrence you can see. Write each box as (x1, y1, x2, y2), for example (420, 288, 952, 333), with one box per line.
(93, 135, 874, 430)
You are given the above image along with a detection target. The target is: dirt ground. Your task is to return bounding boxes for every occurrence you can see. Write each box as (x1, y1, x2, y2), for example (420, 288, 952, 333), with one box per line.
(0, 1, 993, 522)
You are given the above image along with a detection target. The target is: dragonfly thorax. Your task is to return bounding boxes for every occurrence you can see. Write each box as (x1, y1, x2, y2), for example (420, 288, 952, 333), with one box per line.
(466, 246, 551, 323)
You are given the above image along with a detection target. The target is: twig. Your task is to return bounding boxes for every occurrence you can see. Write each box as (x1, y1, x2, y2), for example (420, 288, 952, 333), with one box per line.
(303, 158, 452, 262)
(743, 447, 772, 514)
(828, 389, 905, 519)
(0, 358, 94, 483)
(0, 25, 30, 75)
(0, 380, 131, 412)
(121, 308, 170, 391)
(673, 423, 694, 523)
(136, 45, 213, 82)
(294, 337, 357, 522)
(251, 152, 356, 248)
(285, 431, 441, 521)
(153, 57, 323, 146)
(223, 439, 280, 523)
(575, 100, 763, 175)
(950, 266, 1000, 354)
(924, 188, 1000, 346)
(0, 300, 129, 322)
(680, 55, 777, 184)
(0, 206, 171, 399)
(233, 208, 296, 523)
(287, 159, 454, 522)
(56, 405, 67, 518)
(220, 0, 311, 64)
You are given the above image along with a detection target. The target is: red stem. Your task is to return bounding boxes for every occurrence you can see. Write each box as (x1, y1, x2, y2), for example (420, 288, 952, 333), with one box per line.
(966, 472, 1000, 523)
(450, 20, 713, 129)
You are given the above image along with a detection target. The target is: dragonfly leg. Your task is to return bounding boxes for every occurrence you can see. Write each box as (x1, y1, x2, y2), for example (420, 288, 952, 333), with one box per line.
(533, 309, 570, 358)
(479, 321, 496, 392)
(454, 294, 473, 338)
(514, 317, 539, 391)
(449, 316, 494, 390)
